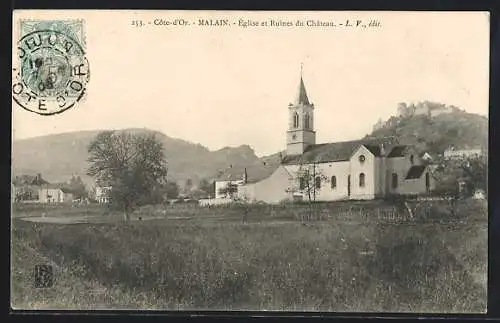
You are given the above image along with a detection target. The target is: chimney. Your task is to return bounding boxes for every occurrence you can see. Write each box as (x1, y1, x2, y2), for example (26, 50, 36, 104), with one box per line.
(380, 143, 386, 156)
(243, 168, 248, 184)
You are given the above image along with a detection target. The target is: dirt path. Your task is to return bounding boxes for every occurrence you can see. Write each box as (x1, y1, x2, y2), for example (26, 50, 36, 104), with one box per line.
(19, 215, 102, 224)
(18, 214, 192, 224)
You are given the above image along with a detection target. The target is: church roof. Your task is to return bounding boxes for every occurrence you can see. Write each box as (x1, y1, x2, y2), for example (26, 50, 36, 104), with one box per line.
(387, 145, 409, 158)
(281, 137, 398, 165)
(295, 76, 310, 105)
(405, 165, 427, 179)
(364, 145, 382, 157)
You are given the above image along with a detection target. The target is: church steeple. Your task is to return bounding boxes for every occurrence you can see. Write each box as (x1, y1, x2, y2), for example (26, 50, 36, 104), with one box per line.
(295, 64, 310, 105)
(286, 64, 316, 156)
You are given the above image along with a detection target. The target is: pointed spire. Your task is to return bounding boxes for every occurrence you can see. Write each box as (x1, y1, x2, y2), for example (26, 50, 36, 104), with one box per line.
(295, 63, 310, 105)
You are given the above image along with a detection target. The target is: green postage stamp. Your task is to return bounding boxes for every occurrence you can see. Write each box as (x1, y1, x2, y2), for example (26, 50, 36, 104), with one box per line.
(12, 19, 90, 115)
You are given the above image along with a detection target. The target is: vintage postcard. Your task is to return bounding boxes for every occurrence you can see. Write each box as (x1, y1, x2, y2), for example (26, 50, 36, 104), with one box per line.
(11, 10, 488, 312)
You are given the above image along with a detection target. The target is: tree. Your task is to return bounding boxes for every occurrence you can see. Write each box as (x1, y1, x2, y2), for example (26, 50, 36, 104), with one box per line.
(461, 153, 487, 194)
(165, 181, 180, 200)
(217, 181, 239, 199)
(68, 175, 87, 199)
(185, 178, 193, 192)
(87, 131, 168, 220)
(199, 178, 215, 198)
(88, 185, 97, 202)
(286, 162, 328, 220)
(217, 181, 251, 223)
(433, 153, 487, 198)
(432, 161, 462, 197)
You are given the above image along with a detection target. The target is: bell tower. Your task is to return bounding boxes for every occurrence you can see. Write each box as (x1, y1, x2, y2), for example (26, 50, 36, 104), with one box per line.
(286, 65, 316, 155)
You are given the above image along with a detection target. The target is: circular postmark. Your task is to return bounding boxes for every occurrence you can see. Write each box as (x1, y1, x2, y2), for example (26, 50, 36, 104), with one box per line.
(12, 29, 90, 115)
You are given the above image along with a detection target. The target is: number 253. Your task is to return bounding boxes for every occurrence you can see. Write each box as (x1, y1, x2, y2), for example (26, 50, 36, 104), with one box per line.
(132, 20, 144, 27)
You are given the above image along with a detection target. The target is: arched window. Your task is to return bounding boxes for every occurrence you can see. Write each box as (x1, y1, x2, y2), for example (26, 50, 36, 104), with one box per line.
(315, 176, 321, 189)
(304, 113, 310, 129)
(410, 155, 414, 165)
(392, 173, 398, 189)
(331, 176, 337, 189)
(359, 173, 365, 187)
(293, 112, 299, 128)
(425, 172, 430, 192)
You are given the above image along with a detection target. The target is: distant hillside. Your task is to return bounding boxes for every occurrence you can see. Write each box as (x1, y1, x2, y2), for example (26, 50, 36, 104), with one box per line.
(365, 108, 488, 155)
(12, 128, 274, 188)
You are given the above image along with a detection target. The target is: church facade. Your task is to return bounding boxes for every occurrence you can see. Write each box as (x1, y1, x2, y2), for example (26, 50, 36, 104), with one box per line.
(215, 74, 435, 204)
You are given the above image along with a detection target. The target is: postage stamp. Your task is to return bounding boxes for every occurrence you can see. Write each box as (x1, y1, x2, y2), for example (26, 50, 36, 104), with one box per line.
(12, 20, 90, 116)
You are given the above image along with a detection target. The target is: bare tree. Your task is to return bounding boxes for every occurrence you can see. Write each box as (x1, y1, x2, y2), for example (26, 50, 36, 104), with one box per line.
(217, 181, 239, 199)
(286, 161, 328, 220)
(217, 181, 252, 223)
(198, 178, 215, 198)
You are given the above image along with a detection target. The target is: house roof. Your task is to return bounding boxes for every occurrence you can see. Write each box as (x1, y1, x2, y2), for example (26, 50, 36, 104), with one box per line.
(281, 137, 398, 165)
(12, 174, 49, 186)
(41, 183, 73, 193)
(405, 165, 427, 179)
(214, 163, 279, 183)
(387, 145, 408, 158)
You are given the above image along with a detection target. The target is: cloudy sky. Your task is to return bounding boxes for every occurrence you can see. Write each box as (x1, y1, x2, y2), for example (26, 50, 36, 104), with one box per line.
(12, 11, 489, 156)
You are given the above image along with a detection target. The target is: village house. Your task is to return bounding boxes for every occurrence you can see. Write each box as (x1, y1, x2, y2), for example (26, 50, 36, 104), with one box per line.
(214, 164, 282, 201)
(420, 152, 433, 163)
(444, 146, 483, 159)
(212, 72, 436, 204)
(12, 173, 49, 202)
(38, 184, 74, 203)
(473, 189, 486, 200)
(94, 185, 112, 204)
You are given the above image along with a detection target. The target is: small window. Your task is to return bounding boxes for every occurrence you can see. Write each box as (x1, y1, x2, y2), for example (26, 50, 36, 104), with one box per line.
(359, 155, 366, 163)
(392, 173, 398, 189)
(292, 134, 297, 140)
(359, 173, 365, 187)
(331, 176, 337, 189)
(315, 176, 321, 189)
(293, 112, 299, 128)
(410, 155, 414, 165)
(299, 177, 306, 190)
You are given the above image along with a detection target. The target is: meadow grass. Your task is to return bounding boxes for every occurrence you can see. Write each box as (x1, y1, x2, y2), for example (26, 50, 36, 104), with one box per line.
(11, 199, 487, 312)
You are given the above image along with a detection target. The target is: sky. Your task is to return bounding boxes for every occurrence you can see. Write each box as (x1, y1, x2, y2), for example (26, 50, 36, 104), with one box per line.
(12, 11, 490, 156)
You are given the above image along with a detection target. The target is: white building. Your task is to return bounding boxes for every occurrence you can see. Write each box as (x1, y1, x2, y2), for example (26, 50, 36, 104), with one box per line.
(213, 72, 435, 204)
(38, 185, 74, 203)
(420, 152, 433, 162)
(95, 186, 112, 204)
(444, 146, 483, 159)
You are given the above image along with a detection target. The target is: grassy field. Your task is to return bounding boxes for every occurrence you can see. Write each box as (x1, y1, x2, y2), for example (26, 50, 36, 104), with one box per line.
(11, 199, 487, 312)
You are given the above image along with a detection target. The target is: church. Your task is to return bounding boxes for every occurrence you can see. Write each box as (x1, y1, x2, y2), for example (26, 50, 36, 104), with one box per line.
(213, 72, 435, 204)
